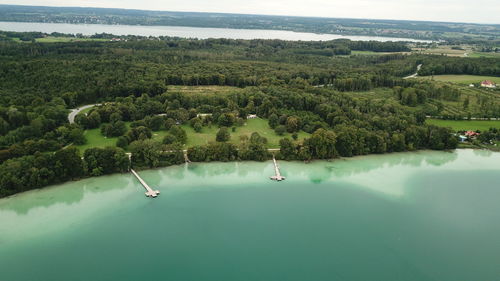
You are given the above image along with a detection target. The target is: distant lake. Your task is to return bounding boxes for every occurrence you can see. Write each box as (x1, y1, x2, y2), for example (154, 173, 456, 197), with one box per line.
(0, 21, 431, 42)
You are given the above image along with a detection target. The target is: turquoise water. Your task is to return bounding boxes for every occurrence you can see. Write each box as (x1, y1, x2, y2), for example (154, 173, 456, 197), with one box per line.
(0, 149, 499, 280)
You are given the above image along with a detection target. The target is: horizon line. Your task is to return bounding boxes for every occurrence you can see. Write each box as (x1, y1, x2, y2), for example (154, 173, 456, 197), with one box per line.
(1, 3, 499, 26)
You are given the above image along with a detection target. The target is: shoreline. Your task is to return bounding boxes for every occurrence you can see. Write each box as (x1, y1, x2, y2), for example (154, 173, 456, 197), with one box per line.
(0, 148, 487, 200)
(0, 21, 433, 42)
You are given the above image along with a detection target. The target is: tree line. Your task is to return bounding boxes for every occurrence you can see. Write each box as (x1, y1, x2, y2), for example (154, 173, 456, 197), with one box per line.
(0, 34, 471, 198)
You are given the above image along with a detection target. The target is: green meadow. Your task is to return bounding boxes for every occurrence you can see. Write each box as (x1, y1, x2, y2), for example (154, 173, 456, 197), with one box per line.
(75, 118, 310, 152)
(426, 119, 500, 131)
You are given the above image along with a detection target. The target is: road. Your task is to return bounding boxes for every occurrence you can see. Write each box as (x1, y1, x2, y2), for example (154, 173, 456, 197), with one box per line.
(403, 64, 422, 79)
(67, 104, 100, 124)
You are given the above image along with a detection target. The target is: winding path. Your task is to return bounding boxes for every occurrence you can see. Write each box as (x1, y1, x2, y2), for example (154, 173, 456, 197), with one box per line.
(403, 64, 422, 79)
(68, 104, 100, 124)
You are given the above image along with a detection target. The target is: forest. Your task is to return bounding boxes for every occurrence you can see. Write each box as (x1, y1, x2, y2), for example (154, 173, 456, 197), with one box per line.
(1, 34, 498, 197)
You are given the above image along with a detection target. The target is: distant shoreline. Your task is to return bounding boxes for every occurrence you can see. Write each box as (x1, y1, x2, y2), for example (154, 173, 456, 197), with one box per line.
(0, 21, 433, 43)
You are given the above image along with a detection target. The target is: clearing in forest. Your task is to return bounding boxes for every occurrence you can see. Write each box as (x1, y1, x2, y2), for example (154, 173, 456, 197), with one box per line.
(74, 118, 310, 152)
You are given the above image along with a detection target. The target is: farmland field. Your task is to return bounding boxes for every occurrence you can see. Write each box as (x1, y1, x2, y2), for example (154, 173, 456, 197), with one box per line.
(468, 52, 500, 58)
(418, 75, 500, 84)
(426, 119, 500, 131)
(412, 46, 468, 57)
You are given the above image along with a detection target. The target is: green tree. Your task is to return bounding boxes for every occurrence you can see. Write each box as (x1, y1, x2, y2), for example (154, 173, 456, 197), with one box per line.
(274, 125, 286, 136)
(116, 136, 129, 149)
(126, 126, 152, 143)
(193, 121, 203, 133)
(304, 128, 337, 159)
(162, 133, 178, 145)
(129, 140, 162, 168)
(279, 138, 297, 160)
(101, 121, 127, 137)
(84, 147, 129, 176)
(216, 127, 231, 142)
(286, 116, 299, 133)
(53, 147, 84, 181)
(268, 113, 279, 129)
(169, 125, 187, 144)
(164, 118, 176, 130)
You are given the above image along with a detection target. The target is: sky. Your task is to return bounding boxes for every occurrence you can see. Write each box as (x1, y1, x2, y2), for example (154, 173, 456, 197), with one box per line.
(1, 0, 499, 24)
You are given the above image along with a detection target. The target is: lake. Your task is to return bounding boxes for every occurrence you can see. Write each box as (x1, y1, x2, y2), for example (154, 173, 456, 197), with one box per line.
(0, 149, 499, 280)
(0, 21, 431, 42)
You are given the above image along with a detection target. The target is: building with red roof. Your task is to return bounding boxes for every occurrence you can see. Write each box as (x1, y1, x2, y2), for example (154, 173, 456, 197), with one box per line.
(465, 131, 480, 138)
(480, 80, 496, 88)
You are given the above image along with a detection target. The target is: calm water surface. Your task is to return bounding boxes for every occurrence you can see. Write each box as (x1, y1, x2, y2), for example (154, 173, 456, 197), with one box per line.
(0, 149, 499, 280)
(0, 21, 431, 42)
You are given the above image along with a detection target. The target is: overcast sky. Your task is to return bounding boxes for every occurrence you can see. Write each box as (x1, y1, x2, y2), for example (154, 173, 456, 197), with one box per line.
(1, 0, 499, 24)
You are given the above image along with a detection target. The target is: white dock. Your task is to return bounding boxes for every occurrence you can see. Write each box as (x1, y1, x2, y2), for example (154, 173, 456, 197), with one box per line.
(270, 156, 285, 181)
(130, 169, 160, 198)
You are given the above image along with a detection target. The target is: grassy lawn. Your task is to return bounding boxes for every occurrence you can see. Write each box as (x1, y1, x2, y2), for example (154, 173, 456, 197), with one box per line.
(74, 122, 132, 152)
(182, 118, 309, 148)
(75, 128, 121, 152)
(74, 118, 310, 152)
(76, 106, 95, 117)
(426, 119, 500, 131)
(418, 75, 500, 84)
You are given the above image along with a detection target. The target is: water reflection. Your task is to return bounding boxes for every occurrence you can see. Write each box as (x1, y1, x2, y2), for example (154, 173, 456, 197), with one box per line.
(0, 173, 135, 214)
(0, 150, 494, 216)
(285, 150, 459, 184)
(473, 149, 493, 157)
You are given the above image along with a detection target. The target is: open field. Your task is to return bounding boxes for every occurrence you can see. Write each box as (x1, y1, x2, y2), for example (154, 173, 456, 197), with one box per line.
(468, 52, 500, 58)
(11, 36, 108, 43)
(36, 36, 108, 43)
(418, 75, 500, 84)
(74, 118, 309, 152)
(181, 118, 309, 148)
(426, 119, 500, 131)
(351, 51, 405, 56)
(413, 45, 500, 58)
(412, 46, 468, 57)
(167, 85, 244, 95)
(75, 129, 121, 152)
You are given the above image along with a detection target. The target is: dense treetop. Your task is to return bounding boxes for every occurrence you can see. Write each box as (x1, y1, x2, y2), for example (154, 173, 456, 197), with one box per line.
(1, 34, 497, 197)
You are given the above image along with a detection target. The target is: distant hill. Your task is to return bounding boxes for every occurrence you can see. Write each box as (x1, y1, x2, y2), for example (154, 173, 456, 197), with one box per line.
(0, 4, 499, 42)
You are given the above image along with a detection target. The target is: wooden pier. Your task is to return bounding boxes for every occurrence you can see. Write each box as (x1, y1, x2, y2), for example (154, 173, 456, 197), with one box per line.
(130, 169, 160, 198)
(183, 150, 191, 163)
(270, 156, 285, 181)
